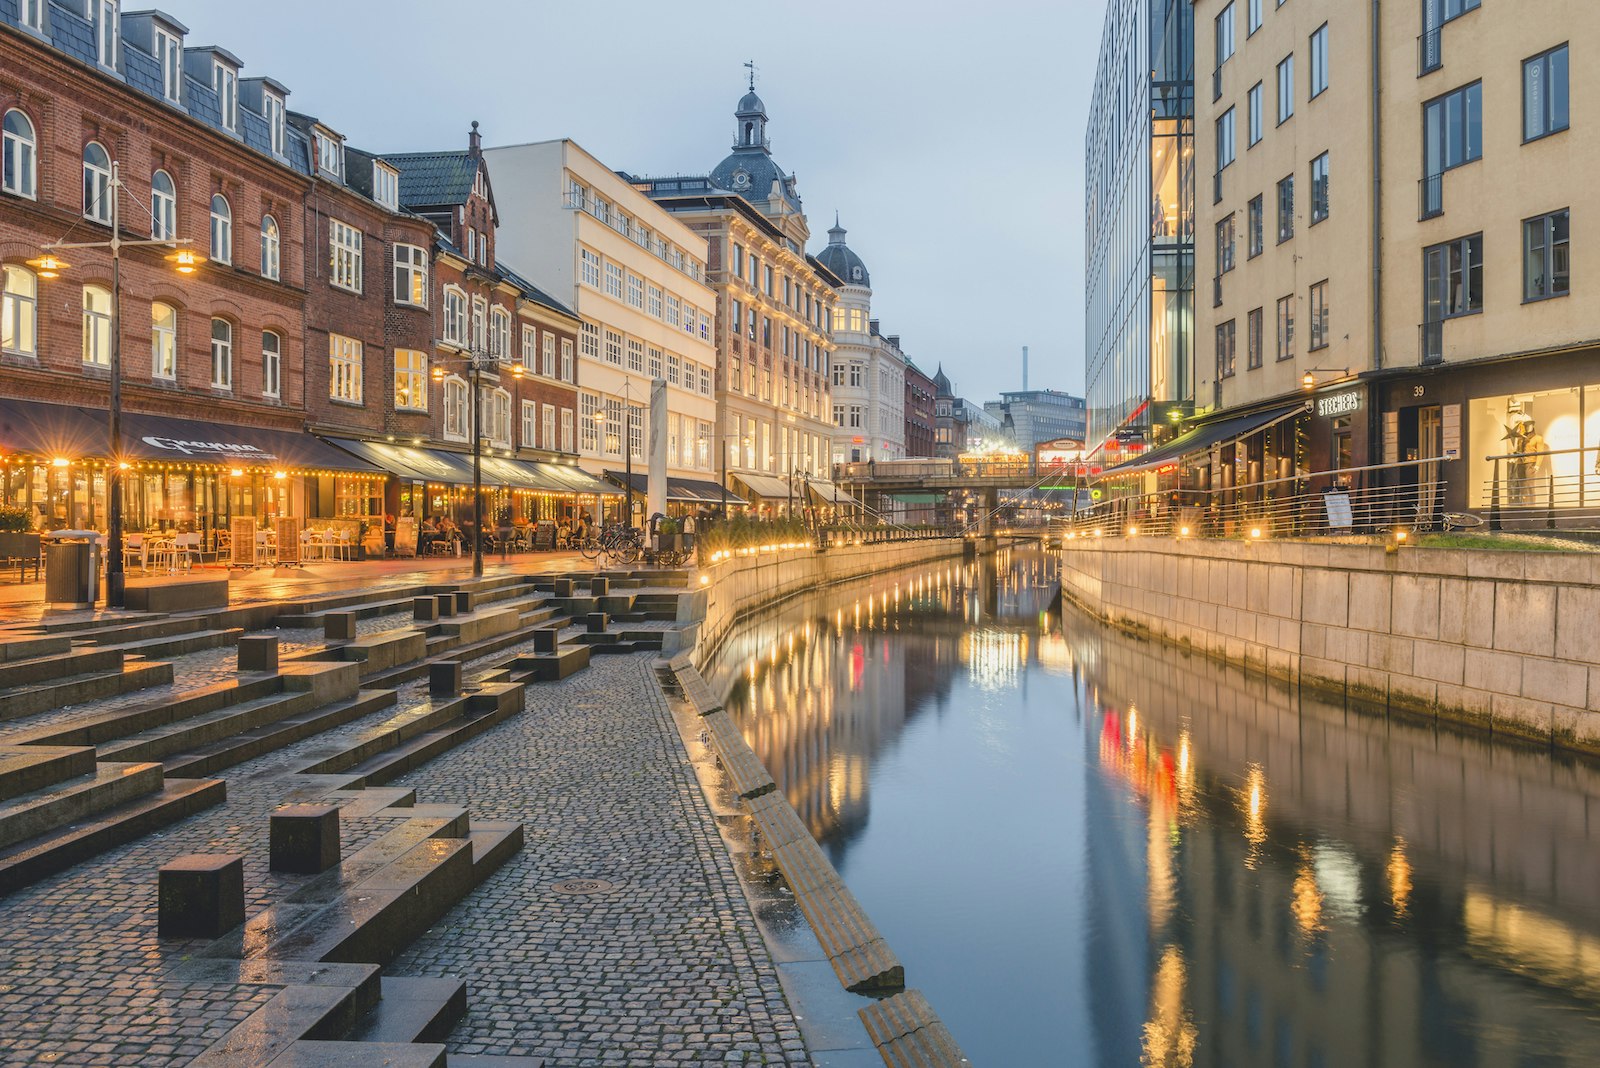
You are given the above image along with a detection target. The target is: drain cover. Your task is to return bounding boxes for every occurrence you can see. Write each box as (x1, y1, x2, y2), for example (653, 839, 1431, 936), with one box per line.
(550, 878, 617, 895)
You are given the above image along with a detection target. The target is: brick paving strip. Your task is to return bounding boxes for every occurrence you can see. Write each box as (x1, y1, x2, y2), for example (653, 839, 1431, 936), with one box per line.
(0, 610, 808, 1065)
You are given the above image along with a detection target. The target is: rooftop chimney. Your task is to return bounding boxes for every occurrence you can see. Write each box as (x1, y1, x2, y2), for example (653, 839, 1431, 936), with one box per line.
(468, 120, 481, 156)
(1022, 345, 1029, 391)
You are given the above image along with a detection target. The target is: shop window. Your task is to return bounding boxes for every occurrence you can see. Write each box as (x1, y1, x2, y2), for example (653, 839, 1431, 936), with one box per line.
(1524, 209, 1570, 301)
(1469, 388, 1593, 510)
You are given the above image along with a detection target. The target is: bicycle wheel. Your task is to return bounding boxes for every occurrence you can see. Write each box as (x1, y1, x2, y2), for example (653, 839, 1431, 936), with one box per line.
(579, 536, 602, 561)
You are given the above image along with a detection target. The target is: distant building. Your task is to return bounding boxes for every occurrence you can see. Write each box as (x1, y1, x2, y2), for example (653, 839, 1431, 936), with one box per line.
(984, 390, 1087, 451)
(932, 366, 1002, 457)
(903, 360, 937, 458)
(814, 221, 905, 464)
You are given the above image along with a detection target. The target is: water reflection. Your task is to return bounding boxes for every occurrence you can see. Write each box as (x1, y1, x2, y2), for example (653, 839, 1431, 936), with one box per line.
(713, 547, 1600, 1066)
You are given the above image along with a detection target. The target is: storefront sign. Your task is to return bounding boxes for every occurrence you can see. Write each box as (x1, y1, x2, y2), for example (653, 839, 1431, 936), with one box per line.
(1315, 390, 1363, 418)
(1323, 492, 1354, 531)
(1115, 429, 1145, 443)
(143, 435, 276, 460)
(1442, 404, 1462, 459)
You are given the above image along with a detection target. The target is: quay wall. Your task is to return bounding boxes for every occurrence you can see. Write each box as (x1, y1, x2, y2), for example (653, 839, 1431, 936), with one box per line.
(1058, 537, 1600, 755)
(691, 538, 965, 671)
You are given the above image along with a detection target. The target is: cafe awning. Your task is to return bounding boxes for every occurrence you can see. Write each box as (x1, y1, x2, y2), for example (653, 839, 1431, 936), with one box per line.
(0, 399, 379, 472)
(807, 479, 864, 509)
(321, 438, 476, 482)
(604, 470, 729, 503)
(731, 472, 798, 501)
(535, 462, 621, 496)
(1095, 402, 1310, 479)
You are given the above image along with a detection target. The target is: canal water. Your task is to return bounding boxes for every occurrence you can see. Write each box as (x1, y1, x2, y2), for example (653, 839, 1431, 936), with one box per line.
(710, 546, 1600, 1067)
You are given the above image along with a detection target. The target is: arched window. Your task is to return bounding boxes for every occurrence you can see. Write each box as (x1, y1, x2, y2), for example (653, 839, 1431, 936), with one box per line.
(151, 170, 176, 240)
(262, 330, 281, 398)
(442, 286, 467, 344)
(443, 376, 468, 441)
(210, 317, 232, 389)
(2, 265, 37, 356)
(82, 285, 112, 365)
(151, 301, 177, 379)
(83, 142, 111, 223)
(209, 194, 232, 264)
(260, 215, 280, 280)
(2, 110, 37, 199)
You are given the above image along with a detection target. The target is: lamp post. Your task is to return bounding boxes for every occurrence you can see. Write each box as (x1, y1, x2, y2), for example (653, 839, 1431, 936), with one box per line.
(592, 381, 638, 528)
(433, 342, 524, 578)
(708, 432, 752, 519)
(28, 160, 203, 608)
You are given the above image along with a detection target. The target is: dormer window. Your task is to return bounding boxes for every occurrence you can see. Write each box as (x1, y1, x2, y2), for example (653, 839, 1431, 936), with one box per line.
(373, 162, 398, 211)
(213, 61, 237, 131)
(155, 27, 182, 102)
(315, 131, 342, 177)
(96, 1, 119, 69)
(18, 0, 43, 32)
(265, 93, 285, 156)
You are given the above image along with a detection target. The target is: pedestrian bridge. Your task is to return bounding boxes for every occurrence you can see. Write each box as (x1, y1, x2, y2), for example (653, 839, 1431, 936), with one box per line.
(832, 458, 1078, 493)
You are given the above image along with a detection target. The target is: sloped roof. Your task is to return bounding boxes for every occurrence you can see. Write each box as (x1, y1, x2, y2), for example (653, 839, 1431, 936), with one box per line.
(496, 262, 579, 322)
(382, 151, 479, 208)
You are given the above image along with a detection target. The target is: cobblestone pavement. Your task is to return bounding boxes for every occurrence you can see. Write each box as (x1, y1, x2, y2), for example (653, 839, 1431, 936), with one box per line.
(0, 596, 801, 1066)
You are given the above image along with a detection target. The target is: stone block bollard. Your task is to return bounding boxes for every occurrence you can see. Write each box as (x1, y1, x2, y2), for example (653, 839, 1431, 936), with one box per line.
(414, 596, 440, 622)
(586, 611, 608, 634)
(552, 577, 575, 598)
(589, 576, 610, 597)
(435, 593, 457, 617)
(532, 627, 560, 653)
(430, 660, 463, 696)
(236, 635, 279, 673)
(454, 590, 475, 614)
(269, 804, 341, 875)
(324, 612, 358, 641)
(158, 854, 245, 939)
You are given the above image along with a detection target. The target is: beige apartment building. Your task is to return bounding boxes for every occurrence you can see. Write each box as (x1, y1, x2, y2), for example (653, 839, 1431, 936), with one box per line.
(1165, 0, 1593, 524)
(483, 140, 722, 515)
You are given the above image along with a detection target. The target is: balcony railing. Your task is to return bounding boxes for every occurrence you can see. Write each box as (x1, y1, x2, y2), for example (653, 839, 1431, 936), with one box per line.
(1485, 447, 1600, 531)
(1212, 67, 1223, 102)
(1419, 319, 1444, 364)
(1419, 173, 1444, 219)
(1419, 28, 1442, 75)
(1213, 170, 1223, 206)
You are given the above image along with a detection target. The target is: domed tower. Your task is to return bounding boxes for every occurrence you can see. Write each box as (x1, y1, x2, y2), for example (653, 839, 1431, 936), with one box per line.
(709, 85, 803, 219)
(815, 218, 871, 290)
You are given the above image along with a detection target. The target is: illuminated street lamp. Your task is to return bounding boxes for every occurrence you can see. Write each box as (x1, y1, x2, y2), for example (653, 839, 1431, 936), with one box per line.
(29, 159, 204, 607)
(432, 341, 525, 578)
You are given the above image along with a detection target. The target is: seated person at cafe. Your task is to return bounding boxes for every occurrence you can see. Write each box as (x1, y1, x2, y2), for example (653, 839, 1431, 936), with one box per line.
(419, 516, 441, 554)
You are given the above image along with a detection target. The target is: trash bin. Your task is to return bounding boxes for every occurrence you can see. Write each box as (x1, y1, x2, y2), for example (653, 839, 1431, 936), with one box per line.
(44, 531, 100, 609)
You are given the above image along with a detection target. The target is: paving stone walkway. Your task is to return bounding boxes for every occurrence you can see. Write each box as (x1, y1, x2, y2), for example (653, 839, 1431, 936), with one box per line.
(0, 614, 805, 1066)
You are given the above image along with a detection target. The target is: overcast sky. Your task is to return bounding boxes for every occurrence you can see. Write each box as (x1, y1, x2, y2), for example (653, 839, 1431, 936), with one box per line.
(175, 0, 1107, 403)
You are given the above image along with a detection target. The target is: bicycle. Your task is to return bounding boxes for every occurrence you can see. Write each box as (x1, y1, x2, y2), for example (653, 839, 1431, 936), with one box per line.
(584, 524, 643, 565)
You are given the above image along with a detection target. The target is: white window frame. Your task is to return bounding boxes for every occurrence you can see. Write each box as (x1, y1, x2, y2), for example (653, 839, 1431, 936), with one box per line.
(471, 296, 487, 350)
(329, 219, 363, 293)
(262, 330, 281, 398)
(626, 272, 644, 309)
(151, 301, 177, 379)
(260, 214, 280, 280)
(209, 316, 232, 388)
(579, 322, 599, 360)
(542, 332, 556, 377)
(151, 169, 176, 240)
(580, 248, 601, 288)
(443, 376, 468, 441)
(213, 60, 238, 131)
(83, 142, 111, 223)
(265, 92, 286, 157)
(394, 244, 428, 307)
(647, 284, 663, 318)
(3, 109, 37, 200)
(521, 324, 536, 368)
(443, 286, 467, 344)
(394, 349, 428, 411)
(604, 261, 624, 300)
(156, 27, 182, 102)
(561, 338, 574, 381)
(372, 162, 399, 211)
(210, 194, 232, 264)
(316, 132, 342, 177)
(18, 0, 43, 31)
(96, 0, 119, 69)
(1, 265, 37, 356)
(83, 285, 113, 366)
(542, 404, 555, 452)
(490, 306, 511, 358)
(329, 332, 363, 404)
(561, 408, 574, 454)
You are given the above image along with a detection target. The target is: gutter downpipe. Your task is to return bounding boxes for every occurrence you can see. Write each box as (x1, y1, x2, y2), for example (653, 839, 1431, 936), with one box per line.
(1370, 0, 1386, 480)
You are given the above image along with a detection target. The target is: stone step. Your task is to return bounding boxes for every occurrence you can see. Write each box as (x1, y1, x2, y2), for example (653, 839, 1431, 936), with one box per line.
(79, 615, 210, 645)
(362, 613, 576, 692)
(268, 1042, 446, 1068)
(4, 674, 283, 748)
(466, 820, 523, 886)
(0, 744, 95, 801)
(0, 660, 175, 722)
(0, 633, 72, 662)
(32, 611, 163, 634)
(98, 687, 325, 764)
(101, 626, 244, 660)
(0, 760, 164, 850)
(0, 775, 224, 895)
(0, 647, 124, 690)
(297, 695, 478, 777)
(185, 981, 383, 1068)
(502, 646, 590, 682)
(337, 687, 523, 789)
(163, 690, 400, 780)
(344, 976, 467, 1044)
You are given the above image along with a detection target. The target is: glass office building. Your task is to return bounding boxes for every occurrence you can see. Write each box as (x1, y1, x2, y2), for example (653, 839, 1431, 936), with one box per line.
(1084, 0, 1194, 467)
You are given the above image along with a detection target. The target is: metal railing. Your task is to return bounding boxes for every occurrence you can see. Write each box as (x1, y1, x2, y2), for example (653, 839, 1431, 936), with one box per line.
(1419, 319, 1444, 364)
(1419, 173, 1444, 219)
(1060, 458, 1451, 539)
(1486, 447, 1600, 531)
(1419, 28, 1442, 75)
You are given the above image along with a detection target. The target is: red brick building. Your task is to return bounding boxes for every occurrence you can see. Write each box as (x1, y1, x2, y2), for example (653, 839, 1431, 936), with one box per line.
(904, 359, 937, 459)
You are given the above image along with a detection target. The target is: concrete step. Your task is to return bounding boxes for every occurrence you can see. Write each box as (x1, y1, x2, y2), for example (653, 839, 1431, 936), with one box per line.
(98, 688, 325, 763)
(501, 646, 590, 682)
(268, 1041, 445, 1068)
(79, 616, 209, 645)
(0, 646, 125, 690)
(0, 775, 224, 895)
(0, 744, 95, 801)
(185, 980, 382, 1068)
(4, 674, 283, 748)
(344, 976, 467, 1044)
(0, 660, 175, 722)
(0, 760, 164, 850)
(0, 634, 72, 662)
(466, 820, 523, 886)
(164, 690, 400, 780)
(101, 626, 244, 660)
(32, 611, 163, 634)
(363, 614, 575, 691)
(340, 689, 521, 788)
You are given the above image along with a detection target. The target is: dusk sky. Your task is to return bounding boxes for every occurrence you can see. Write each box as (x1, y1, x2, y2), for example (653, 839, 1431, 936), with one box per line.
(173, 0, 1107, 403)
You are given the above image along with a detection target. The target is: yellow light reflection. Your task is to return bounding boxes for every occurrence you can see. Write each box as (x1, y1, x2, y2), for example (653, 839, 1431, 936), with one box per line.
(1140, 943, 1198, 1067)
(1242, 764, 1267, 868)
(1291, 844, 1325, 935)
(1388, 838, 1413, 918)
